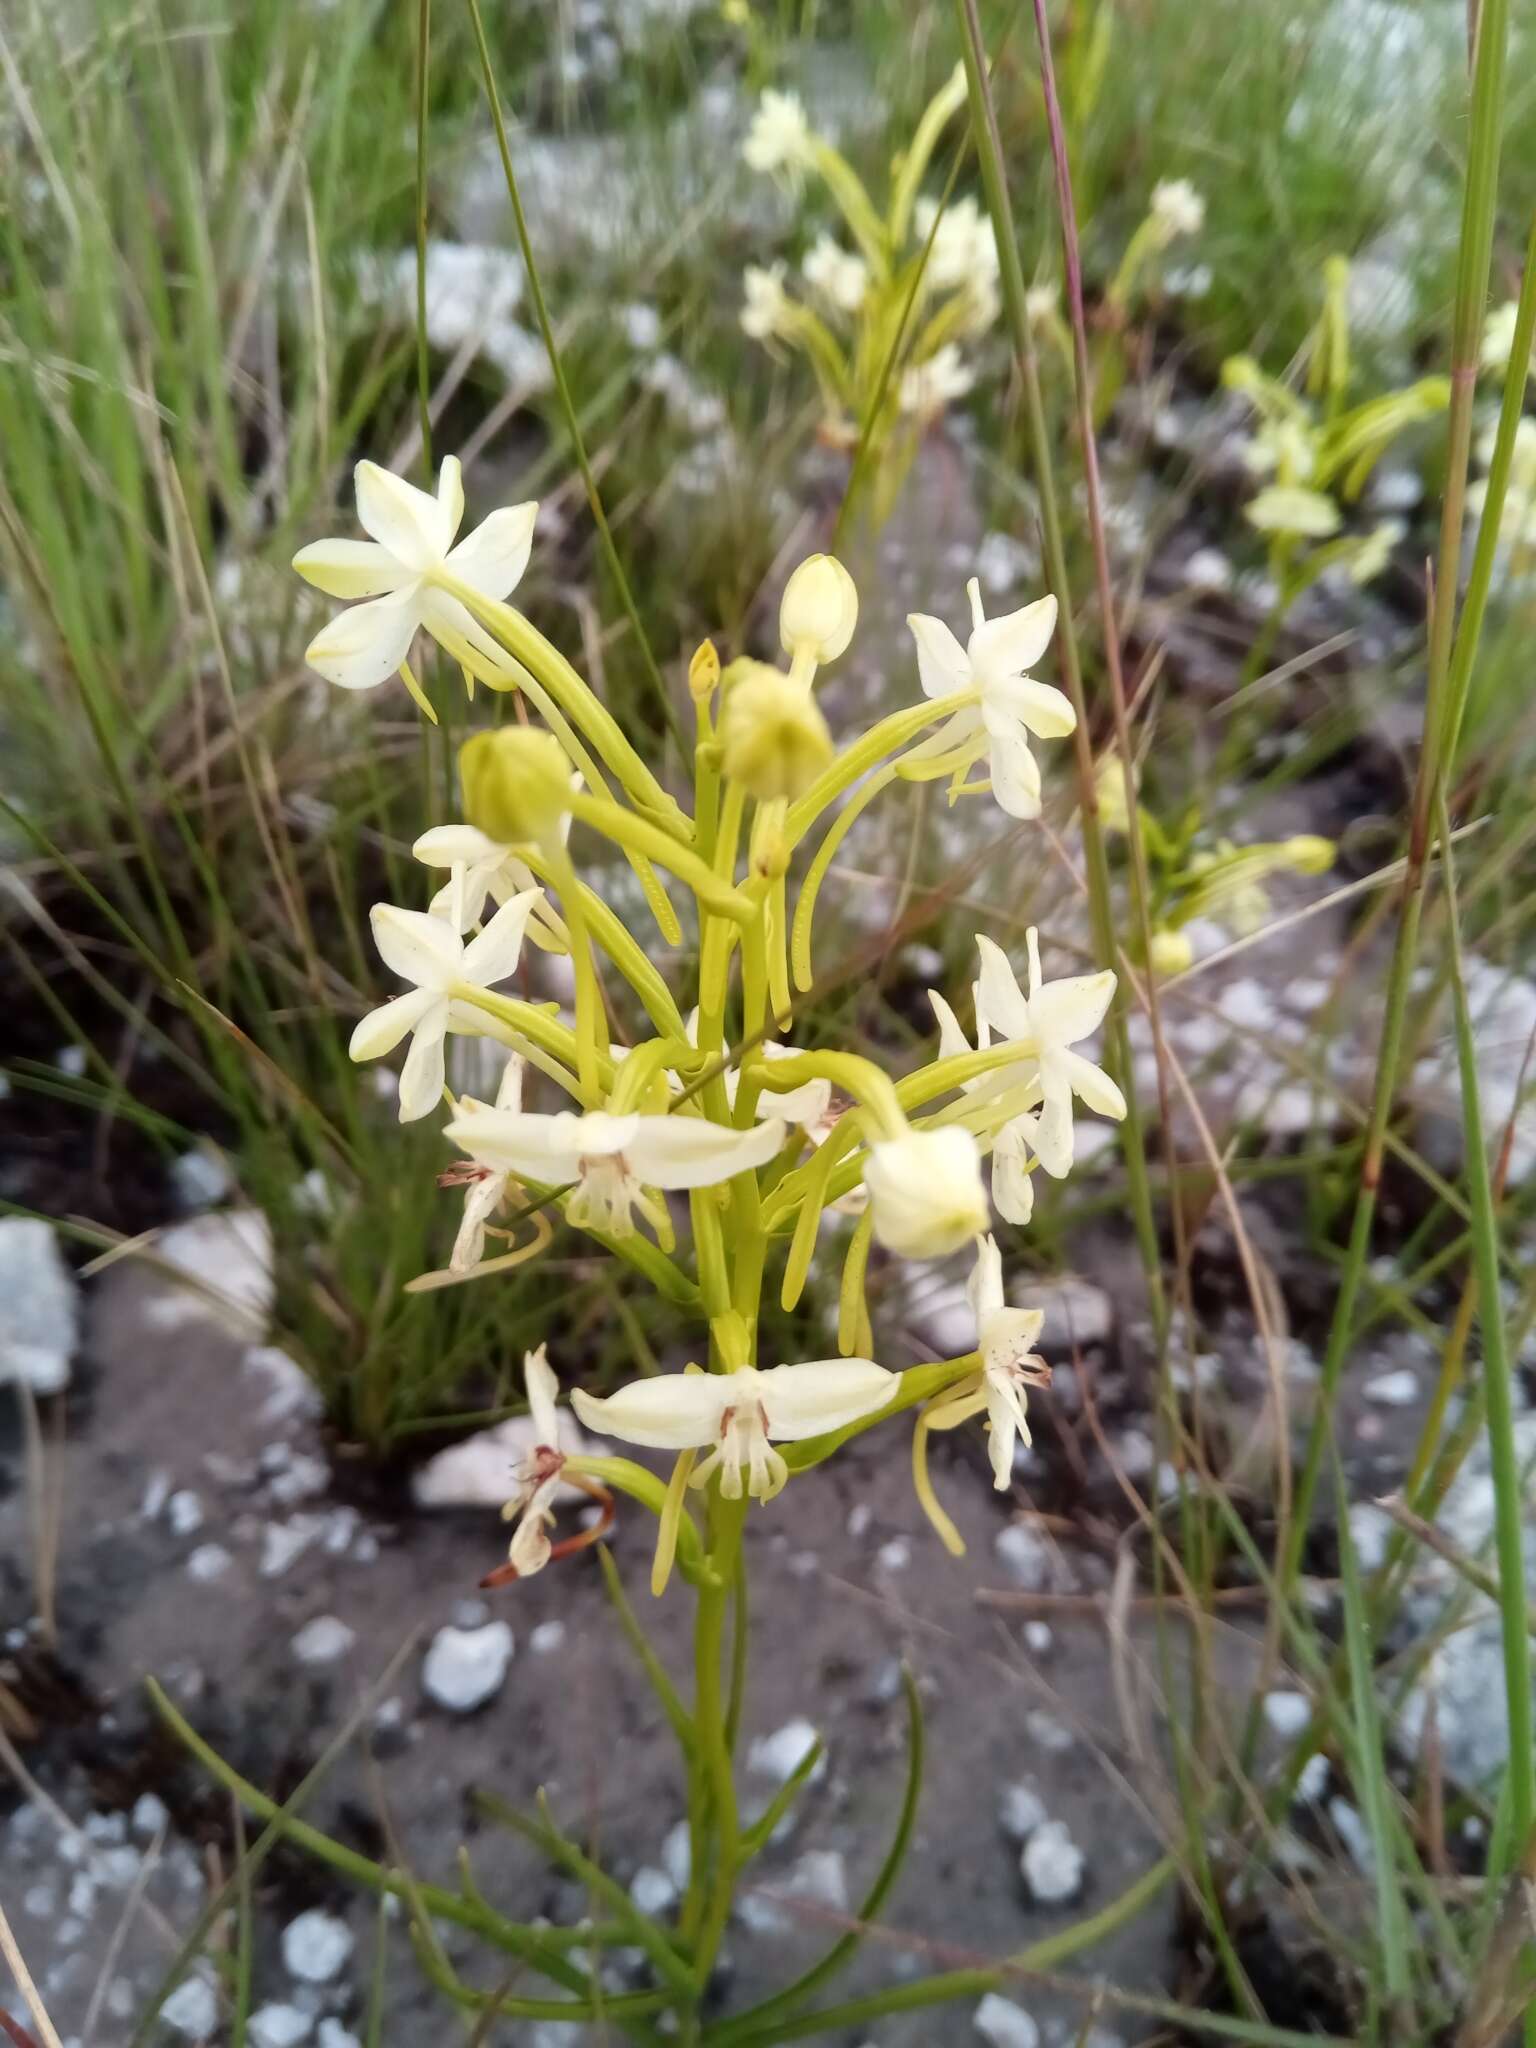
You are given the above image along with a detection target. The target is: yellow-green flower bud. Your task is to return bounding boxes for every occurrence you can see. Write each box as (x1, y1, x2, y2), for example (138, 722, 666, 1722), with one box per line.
(689, 638, 722, 704)
(719, 660, 833, 801)
(1148, 927, 1193, 977)
(460, 728, 572, 845)
(1094, 756, 1134, 836)
(779, 553, 858, 665)
(1282, 834, 1335, 876)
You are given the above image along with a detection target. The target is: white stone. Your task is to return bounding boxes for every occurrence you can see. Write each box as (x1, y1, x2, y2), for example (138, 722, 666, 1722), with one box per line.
(187, 1544, 231, 1585)
(261, 1515, 326, 1579)
(1364, 1367, 1417, 1407)
(747, 1717, 825, 1786)
(161, 1975, 219, 2038)
(170, 1147, 234, 1212)
(1347, 1501, 1394, 1572)
(973, 1991, 1040, 2048)
(1021, 1818, 1084, 1903)
(167, 1491, 204, 1537)
(1217, 979, 1271, 1032)
(423, 1622, 514, 1713)
(1294, 1753, 1329, 1803)
(412, 1411, 589, 1510)
(1014, 1275, 1112, 1350)
(249, 2005, 315, 2048)
(737, 1848, 847, 1935)
(0, 1218, 79, 1394)
(318, 2025, 361, 2048)
(154, 1209, 274, 1336)
(876, 1537, 911, 1573)
(630, 1865, 677, 1917)
(1183, 547, 1233, 593)
(267, 1449, 330, 1507)
(1023, 1621, 1053, 1655)
(282, 1907, 354, 1984)
(529, 1619, 567, 1656)
(845, 1501, 872, 1540)
(1024, 1709, 1074, 1754)
(142, 1470, 173, 1519)
(292, 1617, 355, 1667)
(993, 1524, 1053, 1591)
(1327, 1797, 1375, 1875)
(55, 1042, 87, 1076)
(243, 1345, 321, 1423)
(131, 1793, 169, 1837)
(1262, 1690, 1311, 1739)
(998, 1783, 1047, 1842)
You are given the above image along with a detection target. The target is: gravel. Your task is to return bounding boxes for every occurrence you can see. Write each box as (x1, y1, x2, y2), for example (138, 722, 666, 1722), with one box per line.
(422, 1621, 514, 1713)
(1020, 1819, 1085, 1905)
(973, 1991, 1041, 2048)
(281, 1907, 355, 1984)
(0, 1217, 79, 1394)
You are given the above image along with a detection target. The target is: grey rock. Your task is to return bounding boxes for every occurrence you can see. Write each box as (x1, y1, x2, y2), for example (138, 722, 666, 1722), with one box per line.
(0, 1217, 79, 1394)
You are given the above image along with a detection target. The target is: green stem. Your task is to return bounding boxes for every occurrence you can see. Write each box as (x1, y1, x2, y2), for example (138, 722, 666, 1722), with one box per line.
(693, 1493, 747, 1983)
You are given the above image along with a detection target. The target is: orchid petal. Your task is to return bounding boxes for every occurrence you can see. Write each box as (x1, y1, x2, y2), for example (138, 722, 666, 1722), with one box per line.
(906, 612, 971, 698)
(419, 586, 522, 682)
(460, 887, 542, 986)
(369, 903, 463, 989)
(524, 1344, 561, 1446)
(968, 593, 1057, 679)
(397, 1003, 449, 1121)
(622, 1114, 787, 1190)
(413, 824, 503, 868)
(354, 460, 451, 569)
(571, 1372, 726, 1450)
(983, 719, 1043, 819)
(304, 589, 420, 692)
(990, 1120, 1037, 1225)
(446, 502, 538, 601)
(444, 1109, 628, 1185)
(348, 986, 437, 1061)
(1059, 1047, 1127, 1119)
(973, 936, 1034, 1042)
(436, 454, 466, 547)
(754, 1359, 895, 1438)
(987, 674, 1077, 739)
(292, 538, 409, 599)
(966, 1233, 1006, 1322)
(1028, 969, 1116, 1047)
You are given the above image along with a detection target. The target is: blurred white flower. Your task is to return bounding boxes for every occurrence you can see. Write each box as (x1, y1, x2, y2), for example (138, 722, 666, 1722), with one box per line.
(443, 1105, 786, 1238)
(864, 1127, 989, 1257)
(501, 1346, 570, 1576)
(898, 343, 975, 421)
(741, 263, 793, 342)
(913, 194, 999, 293)
(905, 577, 1071, 820)
(743, 90, 813, 185)
(969, 1236, 1049, 1487)
(294, 458, 535, 693)
(445, 1054, 525, 1274)
(349, 894, 542, 1122)
(573, 1359, 895, 1501)
(1345, 518, 1405, 586)
(1245, 484, 1342, 539)
(1024, 282, 1058, 327)
(1150, 179, 1205, 241)
(802, 233, 868, 315)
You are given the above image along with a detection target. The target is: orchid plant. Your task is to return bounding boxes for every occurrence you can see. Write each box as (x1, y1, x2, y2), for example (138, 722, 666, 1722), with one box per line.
(736, 71, 1002, 521)
(1221, 256, 1449, 683)
(204, 454, 1129, 2036)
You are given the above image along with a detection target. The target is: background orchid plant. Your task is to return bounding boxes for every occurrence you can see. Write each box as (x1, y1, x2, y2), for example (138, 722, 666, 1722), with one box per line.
(233, 454, 1127, 2037)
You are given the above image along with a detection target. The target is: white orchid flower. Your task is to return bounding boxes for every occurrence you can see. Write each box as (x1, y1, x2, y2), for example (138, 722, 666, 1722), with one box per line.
(802, 234, 868, 316)
(927, 985, 1043, 1226)
(1150, 178, 1205, 241)
(294, 457, 535, 695)
(741, 263, 793, 342)
(572, 1359, 894, 1502)
(974, 929, 1125, 1177)
(864, 1126, 989, 1258)
(412, 820, 570, 947)
(678, 1013, 832, 1135)
(444, 1054, 525, 1273)
(912, 195, 1000, 293)
(898, 343, 976, 421)
(742, 90, 814, 185)
(501, 1346, 572, 1577)
(349, 893, 541, 1122)
(443, 1105, 787, 1238)
(905, 578, 1073, 820)
(968, 1236, 1049, 1487)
